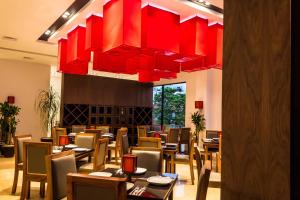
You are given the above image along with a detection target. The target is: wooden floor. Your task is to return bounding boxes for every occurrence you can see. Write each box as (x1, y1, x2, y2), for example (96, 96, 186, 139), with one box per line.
(0, 157, 220, 200)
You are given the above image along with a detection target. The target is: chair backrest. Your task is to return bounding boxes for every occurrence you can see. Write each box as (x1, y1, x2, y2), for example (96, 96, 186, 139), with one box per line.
(194, 146, 203, 179)
(96, 126, 110, 134)
(168, 128, 180, 143)
(130, 147, 163, 173)
(93, 138, 109, 171)
(138, 137, 161, 148)
(179, 127, 191, 153)
(14, 134, 32, 164)
(52, 128, 67, 146)
(116, 128, 127, 148)
(46, 150, 77, 200)
(121, 134, 129, 157)
(137, 126, 147, 138)
(206, 130, 219, 139)
(67, 173, 127, 200)
(196, 161, 211, 200)
(23, 142, 51, 176)
(84, 129, 102, 141)
(75, 133, 95, 149)
(72, 125, 86, 133)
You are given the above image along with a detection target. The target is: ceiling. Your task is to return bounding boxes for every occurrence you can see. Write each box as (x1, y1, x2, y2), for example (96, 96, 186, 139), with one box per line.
(0, 0, 223, 66)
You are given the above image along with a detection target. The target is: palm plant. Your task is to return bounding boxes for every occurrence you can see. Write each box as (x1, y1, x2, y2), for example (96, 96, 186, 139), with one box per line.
(191, 111, 205, 142)
(35, 86, 60, 136)
(0, 102, 21, 144)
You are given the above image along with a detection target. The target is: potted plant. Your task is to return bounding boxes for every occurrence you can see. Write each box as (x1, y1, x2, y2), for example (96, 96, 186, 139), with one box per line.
(0, 101, 21, 157)
(35, 86, 60, 136)
(191, 111, 205, 143)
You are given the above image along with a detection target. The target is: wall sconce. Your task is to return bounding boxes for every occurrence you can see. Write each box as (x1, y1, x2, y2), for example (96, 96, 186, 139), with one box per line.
(195, 101, 203, 109)
(7, 96, 15, 104)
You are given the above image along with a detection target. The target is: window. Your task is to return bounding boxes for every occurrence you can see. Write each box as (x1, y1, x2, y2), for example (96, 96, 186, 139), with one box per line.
(153, 83, 186, 128)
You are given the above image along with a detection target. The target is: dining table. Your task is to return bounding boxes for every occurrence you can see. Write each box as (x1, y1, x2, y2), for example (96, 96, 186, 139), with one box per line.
(102, 168, 178, 200)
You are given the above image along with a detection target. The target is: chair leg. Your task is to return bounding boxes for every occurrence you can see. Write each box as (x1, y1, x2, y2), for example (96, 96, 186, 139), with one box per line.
(11, 167, 19, 194)
(115, 148, 118, 164)
(20, 176, 26, 200)
(189, 161, 195, 185)
(40, 181, 45, 197)
(27, 181, 31, 199)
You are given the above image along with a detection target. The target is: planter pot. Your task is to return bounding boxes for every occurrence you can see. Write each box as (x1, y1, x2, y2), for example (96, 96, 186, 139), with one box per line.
(1, 144, 14, 157)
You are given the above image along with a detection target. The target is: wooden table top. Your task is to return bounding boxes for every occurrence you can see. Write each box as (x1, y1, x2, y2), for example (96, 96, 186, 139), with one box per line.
(103, 168, 178, 200)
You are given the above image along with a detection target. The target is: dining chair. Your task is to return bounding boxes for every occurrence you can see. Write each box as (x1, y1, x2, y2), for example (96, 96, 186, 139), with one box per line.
(130, 147, 163, 173)
(206, 130, 219, 139)
(52, 128, 67, 146)
(11, 134, 32, 194)
(205, 130, 219, 169)
(169, 138, 195, 184)
(138, 137, 162, 148)
(95, 125, 110, 134)
(72, 125, 86, 133)
(217, 132, 222, 172)
(194, 146, 203, 179)
(121, 134, 129, 158)
(21, 141, 52, 200)
(84, 129, 102, 141)
(137, 125, 147, 138)
(93, 138, 109, 171)
(179, 127, 191, 154)
(45, 150, 77, 200)
(108, 128, 127, 164)
(167, 128, 180, 143)
(67, 173, 127, 200)
(196, 161, 212, 200)
(75, 133, 95, 149)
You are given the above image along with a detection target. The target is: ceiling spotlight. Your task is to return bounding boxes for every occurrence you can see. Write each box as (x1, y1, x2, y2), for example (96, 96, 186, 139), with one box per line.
(198, 0, 204, 2)
(204, 1, 210, 5)
(45, 30, 52, 35)
(62, 11, 71, 18)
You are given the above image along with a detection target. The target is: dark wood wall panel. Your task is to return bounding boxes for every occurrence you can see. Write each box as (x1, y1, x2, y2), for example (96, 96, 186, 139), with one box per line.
(63, 74, 153, 107)
(222, 0, 290, 199)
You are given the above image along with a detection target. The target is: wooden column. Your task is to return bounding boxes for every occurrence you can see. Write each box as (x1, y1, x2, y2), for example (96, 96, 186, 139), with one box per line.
(222, 0, 290, 199)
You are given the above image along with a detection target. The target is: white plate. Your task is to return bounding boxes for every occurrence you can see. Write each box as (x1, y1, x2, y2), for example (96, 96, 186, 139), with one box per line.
(73, 147, 90, 151)
(203, 138, 213, 143)
(134, 167, 147, 175)
(126, 182, 134, 190)
(89, 172, 112, 177)
(52, 149, 62, 154)
(147, 176, 173, 186)
(65, 144, 78, 148)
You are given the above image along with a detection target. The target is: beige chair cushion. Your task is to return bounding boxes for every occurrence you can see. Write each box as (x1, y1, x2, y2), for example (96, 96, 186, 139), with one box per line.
(77, 136, 94, 149)
(27, 145, 48, 174)
(131, 150, 161, 172)
(17, 137, 32, 163)
(96, 142, 106, 167)
(52, 154, 77, 200)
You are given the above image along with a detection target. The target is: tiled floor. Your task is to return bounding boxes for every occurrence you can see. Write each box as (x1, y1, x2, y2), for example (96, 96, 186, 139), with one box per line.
(0, 157, 220, 200)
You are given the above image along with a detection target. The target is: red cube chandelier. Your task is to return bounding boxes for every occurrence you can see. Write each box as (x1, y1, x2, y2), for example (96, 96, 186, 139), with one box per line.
(57, 0, 223, 82)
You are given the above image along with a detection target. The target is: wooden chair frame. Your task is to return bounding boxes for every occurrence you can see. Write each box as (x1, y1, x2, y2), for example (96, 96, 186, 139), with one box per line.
(67, 173, 127, 200)
(138, 137, 162, 148)
(137, 125, 147, 138)
(45, 150, 75, 200)
(130, 147, 163, 173)
(12, 134, 32, 194)
(167, 128, 180, 143)
(52, 128, 67, 146)
(21, 141, 52, 200)
(108, 128, 127, 164)
(196, 161, 212, 200)
(93, 138, 109, 171)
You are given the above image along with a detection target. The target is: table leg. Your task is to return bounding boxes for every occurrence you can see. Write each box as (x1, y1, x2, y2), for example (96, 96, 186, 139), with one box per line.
(171, 153, 175, 173)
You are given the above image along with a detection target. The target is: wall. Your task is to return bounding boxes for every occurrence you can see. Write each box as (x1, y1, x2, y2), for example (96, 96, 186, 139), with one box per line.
(154, 68, 222, 132)
(222, 0, 290, 199)
(0, 59, 50, 139)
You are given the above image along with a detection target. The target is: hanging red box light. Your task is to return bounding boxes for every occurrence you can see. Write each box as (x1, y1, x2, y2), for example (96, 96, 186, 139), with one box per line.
(66, 26, 90, 65)
(103, 0, 141, 52)
(207, 23, 223, 69)
(179, 55, 207, 72)
(85, 14, 103, 52)
(138, 70, 160, 82)
(141, 5, 180, 53)
(57, 38, 88, 75)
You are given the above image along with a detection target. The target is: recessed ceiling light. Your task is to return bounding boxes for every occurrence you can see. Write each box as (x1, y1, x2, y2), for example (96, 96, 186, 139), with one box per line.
(204, 1, 210, 5)
(62, 11, 71, 18)
(45, 30, 52, 35)
(198, 0, 204, 2)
